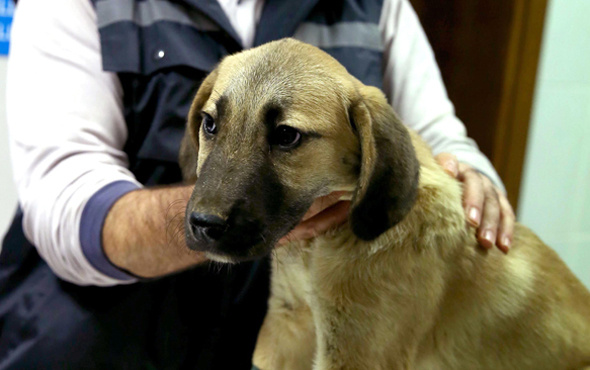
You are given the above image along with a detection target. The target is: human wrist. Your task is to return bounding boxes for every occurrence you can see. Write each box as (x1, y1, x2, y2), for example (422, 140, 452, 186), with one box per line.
(102, 184, 206, 278)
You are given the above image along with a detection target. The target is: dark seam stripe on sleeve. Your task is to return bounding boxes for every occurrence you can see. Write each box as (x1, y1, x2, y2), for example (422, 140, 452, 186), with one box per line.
(80, 180, 141, 281)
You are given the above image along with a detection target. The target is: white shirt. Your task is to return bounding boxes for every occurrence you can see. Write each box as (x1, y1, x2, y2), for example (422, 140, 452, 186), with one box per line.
(217, 0, 264, 48)
(7, 0, 503, 286)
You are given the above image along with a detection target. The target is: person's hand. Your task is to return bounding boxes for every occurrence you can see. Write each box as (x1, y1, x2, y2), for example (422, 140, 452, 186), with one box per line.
(278, 191, 351, 246)
(435, 153, 515, 254)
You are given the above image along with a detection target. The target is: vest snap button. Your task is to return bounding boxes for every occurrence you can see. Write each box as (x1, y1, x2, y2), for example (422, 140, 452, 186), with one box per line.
(154, 50, 165, 60)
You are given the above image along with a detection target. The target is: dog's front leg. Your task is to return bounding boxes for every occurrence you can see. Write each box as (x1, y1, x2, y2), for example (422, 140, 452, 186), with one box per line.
(253, 247, 318, 370)
(310, 297, 423, 370)
(253, 302, 316, 370)
(309, 241, 447, 370)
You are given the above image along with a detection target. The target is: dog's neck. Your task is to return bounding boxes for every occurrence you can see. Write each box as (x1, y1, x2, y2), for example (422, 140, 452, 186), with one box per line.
(287, 130, 469, 257)
(378, 131, 469, 253)
(340, 131, 468, 256)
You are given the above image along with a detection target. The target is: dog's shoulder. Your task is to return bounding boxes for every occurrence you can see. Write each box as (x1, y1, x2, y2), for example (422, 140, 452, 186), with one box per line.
(393, 130, 469, 251)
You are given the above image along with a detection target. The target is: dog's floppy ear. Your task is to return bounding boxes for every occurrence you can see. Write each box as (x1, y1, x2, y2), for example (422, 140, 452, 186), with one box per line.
(179, 68, 219, 183)
(349, 85, 420, 241)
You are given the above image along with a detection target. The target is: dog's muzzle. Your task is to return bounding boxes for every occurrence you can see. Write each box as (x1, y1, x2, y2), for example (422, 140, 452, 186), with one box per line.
(184, 204, 272, 262)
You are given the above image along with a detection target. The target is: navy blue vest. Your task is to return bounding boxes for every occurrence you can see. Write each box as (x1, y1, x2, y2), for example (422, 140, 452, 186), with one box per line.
(0, 1, 384, 368)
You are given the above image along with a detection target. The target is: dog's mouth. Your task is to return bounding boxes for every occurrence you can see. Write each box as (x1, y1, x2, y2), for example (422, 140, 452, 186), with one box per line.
(185, 209, 306, 263)
(205, 251, 240, 264)
(186, 227, 270, 260)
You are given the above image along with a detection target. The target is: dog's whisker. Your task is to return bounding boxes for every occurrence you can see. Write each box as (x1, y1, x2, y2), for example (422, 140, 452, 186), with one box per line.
(271, 248, 281, 273)
(165, 211, 187, 247)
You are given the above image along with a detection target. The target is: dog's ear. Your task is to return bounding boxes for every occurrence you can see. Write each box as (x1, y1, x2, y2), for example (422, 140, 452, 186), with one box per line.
(349, 85, 420, 241)
(179, 68, 219, 183)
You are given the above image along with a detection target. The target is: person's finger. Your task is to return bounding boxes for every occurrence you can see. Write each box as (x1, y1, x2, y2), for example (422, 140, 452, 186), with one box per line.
(278, 201, 350, 246)
(435, 152, 459, 177)
(496, 193, 515, 254)
(458, 163, 484, 228)
(301, 191, 350, 222)
(476, 177, 501, 250)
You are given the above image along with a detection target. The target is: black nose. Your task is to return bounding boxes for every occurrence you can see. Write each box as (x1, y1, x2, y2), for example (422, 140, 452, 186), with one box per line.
(188, 212, 228, 242)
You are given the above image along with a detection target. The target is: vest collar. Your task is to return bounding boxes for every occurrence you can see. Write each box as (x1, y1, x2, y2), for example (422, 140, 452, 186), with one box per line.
(179, 0, 321, 49)
(183, 0, 243, 49)
(254, 0, 321, 46)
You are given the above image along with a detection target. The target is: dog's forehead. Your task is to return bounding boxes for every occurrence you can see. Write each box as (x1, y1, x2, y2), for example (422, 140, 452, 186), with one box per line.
(204, 83, 346, 137)
(219, 62, 327, 99)
(204, 44, 353, 133)
(224, 41, 352, 95)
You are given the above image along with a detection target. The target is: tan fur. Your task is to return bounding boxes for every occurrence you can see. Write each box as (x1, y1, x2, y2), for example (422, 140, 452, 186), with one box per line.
(179, 39, 590, 369)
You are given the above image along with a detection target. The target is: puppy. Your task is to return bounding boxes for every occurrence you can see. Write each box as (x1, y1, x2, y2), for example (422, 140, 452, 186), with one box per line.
(179, 38, 590, 370)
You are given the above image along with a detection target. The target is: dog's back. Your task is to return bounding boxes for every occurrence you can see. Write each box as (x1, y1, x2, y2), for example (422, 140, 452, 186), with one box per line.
(389, 134, 590, 369)
(413, 134, 590, 369)
(418, 223, 590, 369)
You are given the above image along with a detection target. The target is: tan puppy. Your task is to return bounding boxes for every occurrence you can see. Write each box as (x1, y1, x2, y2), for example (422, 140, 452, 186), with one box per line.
(179, 38, 590, 370)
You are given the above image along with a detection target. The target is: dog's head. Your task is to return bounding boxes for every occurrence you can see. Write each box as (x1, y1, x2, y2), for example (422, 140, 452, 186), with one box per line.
(179, 39, 419, 263)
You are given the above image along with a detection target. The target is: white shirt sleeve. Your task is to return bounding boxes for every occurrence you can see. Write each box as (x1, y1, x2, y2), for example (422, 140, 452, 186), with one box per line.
(7, 0, 141, 286)
(380, 0, 505, 191)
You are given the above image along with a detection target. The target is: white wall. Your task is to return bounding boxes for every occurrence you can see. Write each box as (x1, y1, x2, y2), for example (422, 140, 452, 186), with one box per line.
(0, 57, 18, 239)
(519, 0, 590, 288)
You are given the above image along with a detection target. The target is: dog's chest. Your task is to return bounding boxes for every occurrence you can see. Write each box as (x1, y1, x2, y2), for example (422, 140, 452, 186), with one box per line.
(268, 229, 364, 307)
(268, 243, 315, 311)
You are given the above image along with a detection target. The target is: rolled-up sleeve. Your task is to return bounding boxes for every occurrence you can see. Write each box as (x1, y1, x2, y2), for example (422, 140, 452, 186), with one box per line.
(7, 0, 141, 285)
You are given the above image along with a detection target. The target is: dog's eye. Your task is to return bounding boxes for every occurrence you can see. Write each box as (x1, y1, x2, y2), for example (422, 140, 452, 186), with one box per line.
(272, 125, 302, 149)
(202, 113, 217, 135)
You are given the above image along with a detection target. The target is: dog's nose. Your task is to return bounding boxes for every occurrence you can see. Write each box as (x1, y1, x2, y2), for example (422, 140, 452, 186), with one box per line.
(188, 212, 228, 242)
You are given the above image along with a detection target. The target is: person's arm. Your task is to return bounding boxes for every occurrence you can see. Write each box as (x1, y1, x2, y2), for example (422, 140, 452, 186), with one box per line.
(7, 0, 207, 285)
(101, 185, 210, 278)
(8, 0, 346, 284)
(379, 0, 515, 252)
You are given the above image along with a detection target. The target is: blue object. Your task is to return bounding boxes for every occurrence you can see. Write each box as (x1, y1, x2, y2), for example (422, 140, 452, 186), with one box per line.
(0, 0, 14, 56)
